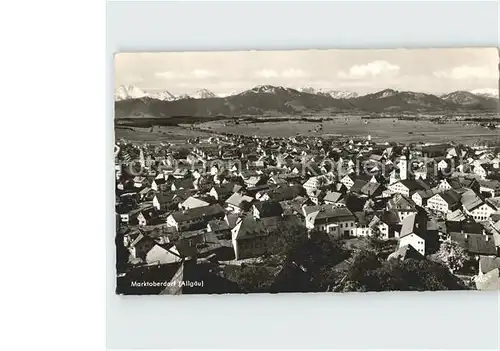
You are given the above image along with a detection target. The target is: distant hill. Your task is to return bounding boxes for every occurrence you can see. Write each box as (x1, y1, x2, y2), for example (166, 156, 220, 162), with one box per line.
(440, 91, 498, 110)
(115, 85, 499, 118)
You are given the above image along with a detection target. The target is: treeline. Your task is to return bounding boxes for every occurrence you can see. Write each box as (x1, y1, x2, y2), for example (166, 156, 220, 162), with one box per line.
(115, 116, 224, 128)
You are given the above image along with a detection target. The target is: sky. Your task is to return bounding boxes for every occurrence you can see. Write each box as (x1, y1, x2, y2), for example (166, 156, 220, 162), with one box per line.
(115, 48, 498, 96)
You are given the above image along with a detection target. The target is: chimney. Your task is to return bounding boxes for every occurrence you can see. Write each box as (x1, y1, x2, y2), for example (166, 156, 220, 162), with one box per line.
(485, 235, 490, 242)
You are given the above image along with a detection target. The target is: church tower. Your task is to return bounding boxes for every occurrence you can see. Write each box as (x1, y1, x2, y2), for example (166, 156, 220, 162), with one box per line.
(139, 149, 145, 168)
(398, 155, 408, 180)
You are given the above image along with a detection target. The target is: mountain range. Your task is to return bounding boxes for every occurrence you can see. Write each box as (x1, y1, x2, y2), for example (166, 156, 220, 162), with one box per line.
(300, 87, 359, 99)
(115, 84, 499, 118)
(115, 86, 220, 101)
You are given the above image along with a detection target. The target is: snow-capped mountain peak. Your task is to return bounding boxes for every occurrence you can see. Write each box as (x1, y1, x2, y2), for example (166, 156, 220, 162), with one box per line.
(248, 85, 299, 95)
(150, 90, 176, 101)
(115, 85, 177, 101)
(252, 85, 282, 94)
(324, 90, 359, 99)
(299, 87, 358, 99)
(300, 87, 318, 94)
(115, 85, 147, 101)
(379, 89, 398, 98)
(191, 89, 217, 99)
(470, 88, 499, 99)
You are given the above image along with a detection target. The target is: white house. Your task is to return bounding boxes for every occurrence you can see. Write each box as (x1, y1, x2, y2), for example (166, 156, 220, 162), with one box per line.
(304, 173, 335, 194)
(225, 192, 254, 214)
(369, 215, 390, 239)
(412, 189, 437, 207)
(466, 202, 497, 222)
(304, 205, 356, 239)
(426, 190, 461, 213)
(166, 204, 225, 231)
(386, 193, 418, 224)
(437, 159, 449, 172)
(474, 164, 488, 179)
(462, 190, 498, 222)
(339, 174, 355, 190)
(398, 213, 426, 256)
(387, 179, 429, 197)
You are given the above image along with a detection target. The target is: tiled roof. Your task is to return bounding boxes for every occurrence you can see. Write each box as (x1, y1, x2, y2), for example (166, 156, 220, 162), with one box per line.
(450, 233, 496, 255)
(171, 204, 224, 223)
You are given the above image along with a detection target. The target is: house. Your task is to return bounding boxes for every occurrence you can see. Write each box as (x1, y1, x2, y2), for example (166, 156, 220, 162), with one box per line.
(307, 188, 326, 205)
(437, 179, 454, 192)
(475, 268, 500, 291)
(259, 184, 304, 202)
(475, 255, 500, 290)
(350, 179, 384, 197)
(446, 209, 467, 222)
(449, 232, 497, 257)
(387, 179, 430, 197)
(136, 208, 160, 227)
(426, 189, 461, 213)
(304, 173, 335, 194)
(171, 178, 195, 192)
(413, 163, 434, 180)
(145, 243, 183, 265)
(244, 175, 266, 187)
(351, 212, 373, 237)
(478, 179, 500, 198)
(208, 182, 242, 202)
(231, 215, 281, 260)
(412, 189, 437, 207)
(461, 189, 497, 222)
(478, 256, 500, 275)
(252, 201, 283, 219)
(474, 163, 496, 180)
(225, 192, 254, 214)
(437, 158, 451, 172)
(368, 214, 390, 239)
(279, 196, 314, 217)
(138, 186, 154, 201)
(152, 191, 187, 211)
(398, 213, 427, 256)
(128, 232, 157, 261)
(132, 176, 147, 188)
(323, 191, 344, 205)
(386, 193, 418, 224)
(151, 177, 168, 191)
(303, 205, 356, 239)
(166, 204, 225, 231)
(206, 219, 231, 239)
(179, 196, 210, 210)
(339, 174, 355, 190)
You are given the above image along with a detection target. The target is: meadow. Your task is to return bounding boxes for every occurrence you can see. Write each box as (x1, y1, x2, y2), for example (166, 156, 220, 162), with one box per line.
(197, 116, 500, 144)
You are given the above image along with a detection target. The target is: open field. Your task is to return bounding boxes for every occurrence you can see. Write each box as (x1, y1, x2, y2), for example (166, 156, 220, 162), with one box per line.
(115, 125, 214, 145)
(197, 116, 500, 144)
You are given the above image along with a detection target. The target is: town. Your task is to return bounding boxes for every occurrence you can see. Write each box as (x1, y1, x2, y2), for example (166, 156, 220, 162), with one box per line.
(114, 131, 500, 294)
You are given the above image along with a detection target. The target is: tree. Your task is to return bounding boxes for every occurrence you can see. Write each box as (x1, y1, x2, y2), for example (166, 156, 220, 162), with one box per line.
(232, 222, 349, 293)
(231, 264, 275, 293)
(347, 249, 381, 282)
(435, 240, 469, 273)
(341, 249, 469, 292)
